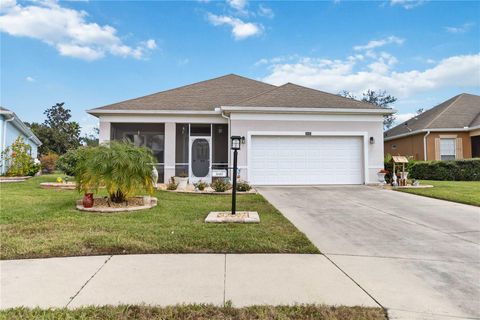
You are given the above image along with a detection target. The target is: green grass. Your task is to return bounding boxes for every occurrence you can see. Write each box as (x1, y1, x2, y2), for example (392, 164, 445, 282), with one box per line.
(0, 175, 318, 260)
(0, 304, 387, 320)
(396, 180, 480, 206)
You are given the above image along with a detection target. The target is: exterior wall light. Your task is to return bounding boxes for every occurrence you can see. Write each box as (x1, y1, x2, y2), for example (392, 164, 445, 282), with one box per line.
(370, 137, 375, 144)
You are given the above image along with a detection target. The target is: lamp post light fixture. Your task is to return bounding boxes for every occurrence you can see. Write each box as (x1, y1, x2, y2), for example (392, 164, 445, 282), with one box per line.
(230, 136, 242, 215)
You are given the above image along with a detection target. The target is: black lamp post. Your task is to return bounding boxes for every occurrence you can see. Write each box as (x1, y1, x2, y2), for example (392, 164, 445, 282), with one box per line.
(230, 136, 241, 215)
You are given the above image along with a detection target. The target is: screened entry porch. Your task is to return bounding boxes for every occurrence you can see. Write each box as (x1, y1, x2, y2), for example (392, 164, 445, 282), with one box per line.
(110, 123, 228, 183)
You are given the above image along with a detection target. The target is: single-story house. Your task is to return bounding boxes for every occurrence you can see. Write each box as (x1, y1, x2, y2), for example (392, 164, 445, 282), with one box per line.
(384, 93, 480, 161)
(0, 107, 42, 175)
(88, 74, 393, 185)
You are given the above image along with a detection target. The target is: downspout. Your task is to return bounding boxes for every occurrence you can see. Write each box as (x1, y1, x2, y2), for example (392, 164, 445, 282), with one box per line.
(221, 110, 231, 176)
(423, 130, 430, 161)
(2, 116, 15, 174)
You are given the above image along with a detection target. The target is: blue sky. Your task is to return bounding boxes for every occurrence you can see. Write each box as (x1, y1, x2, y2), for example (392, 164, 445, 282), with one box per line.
(1, 0, 479, 134)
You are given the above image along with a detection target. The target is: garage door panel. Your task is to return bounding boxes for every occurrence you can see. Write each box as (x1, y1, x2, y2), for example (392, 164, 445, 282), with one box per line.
(250, 136, 363, 185)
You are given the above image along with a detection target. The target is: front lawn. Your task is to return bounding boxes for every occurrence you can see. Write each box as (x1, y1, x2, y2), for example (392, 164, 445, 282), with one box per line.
(396, 180, 480, 206)
(0, 175, 318, 260)
(0, 304, 387, 320)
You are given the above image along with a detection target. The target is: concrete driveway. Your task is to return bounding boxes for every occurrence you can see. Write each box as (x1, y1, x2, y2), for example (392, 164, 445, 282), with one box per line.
(257, 186, 480, 320)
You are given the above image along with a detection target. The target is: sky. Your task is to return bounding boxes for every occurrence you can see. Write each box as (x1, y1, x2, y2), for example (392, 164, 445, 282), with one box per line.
(1, 0, 479, 135)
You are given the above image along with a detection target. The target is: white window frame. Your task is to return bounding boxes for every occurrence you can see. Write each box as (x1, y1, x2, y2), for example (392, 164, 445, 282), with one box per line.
(439, 138, 456, 161)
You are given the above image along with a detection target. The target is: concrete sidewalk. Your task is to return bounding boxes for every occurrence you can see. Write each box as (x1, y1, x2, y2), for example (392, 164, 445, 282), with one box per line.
(0, 254, 379, 309)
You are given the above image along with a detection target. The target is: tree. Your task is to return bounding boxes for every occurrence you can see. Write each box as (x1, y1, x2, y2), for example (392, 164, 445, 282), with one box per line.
(339, 90, 398, 130)
(75, 142, 155, 203)
(361, 90, 397, 130)
(81, 127, 99, 147)
(27, 103, 81, 155)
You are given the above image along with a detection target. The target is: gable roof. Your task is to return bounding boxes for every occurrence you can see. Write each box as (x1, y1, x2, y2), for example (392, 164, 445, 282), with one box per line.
(232, 83, 382, 109)
(89, 74, 275, 112)
(385, 93, 480, 139)
(0, 107, 42, 146)
(88, 74, 387, 115)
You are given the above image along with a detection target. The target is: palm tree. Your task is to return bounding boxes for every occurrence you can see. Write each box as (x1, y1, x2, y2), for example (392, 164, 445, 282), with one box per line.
(75, 142, 155, 203)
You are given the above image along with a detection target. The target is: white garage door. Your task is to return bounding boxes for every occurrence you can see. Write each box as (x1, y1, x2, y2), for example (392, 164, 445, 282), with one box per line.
(250, 135, 364, 185)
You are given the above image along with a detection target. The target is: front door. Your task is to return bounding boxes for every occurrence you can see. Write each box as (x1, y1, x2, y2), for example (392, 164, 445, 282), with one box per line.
(189, 137, 211, 183)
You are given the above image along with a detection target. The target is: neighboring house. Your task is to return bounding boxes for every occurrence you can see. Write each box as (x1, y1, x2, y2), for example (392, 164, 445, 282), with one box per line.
(0, 107, 42, 174)
(88, 74, 393, 185)
(384, 93, 480, 161)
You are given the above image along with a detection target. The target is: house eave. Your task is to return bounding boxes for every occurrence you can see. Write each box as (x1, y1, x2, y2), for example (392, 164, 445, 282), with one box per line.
(220, 106, 395, 115)
(1, 111, 42, 146)
(384, 126, 480, 141)
(87, 109, 223, 117)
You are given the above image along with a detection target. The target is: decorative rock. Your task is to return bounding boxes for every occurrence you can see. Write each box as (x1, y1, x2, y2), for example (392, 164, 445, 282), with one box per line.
(76, 196, 158, 213)
(205, 211, 260, 223)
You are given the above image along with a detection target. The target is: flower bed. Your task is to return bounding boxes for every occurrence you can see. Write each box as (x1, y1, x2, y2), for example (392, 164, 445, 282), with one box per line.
(76, 196, 157, 213)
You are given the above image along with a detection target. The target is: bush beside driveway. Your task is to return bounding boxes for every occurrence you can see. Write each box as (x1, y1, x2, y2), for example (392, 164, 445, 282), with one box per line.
(0, 175, 318, 260)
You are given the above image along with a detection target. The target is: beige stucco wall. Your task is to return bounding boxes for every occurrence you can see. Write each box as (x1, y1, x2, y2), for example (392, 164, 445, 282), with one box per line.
(230, 114, 385, 184)
(426, 132, 472, 160)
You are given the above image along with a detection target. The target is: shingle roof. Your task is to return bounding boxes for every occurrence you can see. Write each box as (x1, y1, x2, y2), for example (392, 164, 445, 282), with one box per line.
(233, 83, 382, 109)
(89, 74, 383, 113)
(90, 74, 275, 112)
(384, 93, 480, 139)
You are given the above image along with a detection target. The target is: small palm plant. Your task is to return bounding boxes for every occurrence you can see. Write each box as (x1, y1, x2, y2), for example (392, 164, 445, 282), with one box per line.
(75, 142, 155, 203)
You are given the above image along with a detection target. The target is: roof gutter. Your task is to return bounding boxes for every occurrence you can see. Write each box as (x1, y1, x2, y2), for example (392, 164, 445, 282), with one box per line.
(385, 126, 480, 141)
(87, 109, 222, 117)
(220, 106, 396, 115)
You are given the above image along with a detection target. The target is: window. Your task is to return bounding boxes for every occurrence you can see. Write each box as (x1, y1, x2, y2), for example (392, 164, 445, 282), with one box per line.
(212, 124, 228, 169)
(175, 124, 189, 176)
(110, 123, 165, 182)
(440, 138, 456, 161)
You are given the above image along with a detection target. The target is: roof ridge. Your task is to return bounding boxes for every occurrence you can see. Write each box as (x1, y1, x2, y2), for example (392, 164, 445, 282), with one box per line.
(228, 83, 286, 106)
(281, 82, 382, 109)
(93, 74, 274, 110)
(424, 93, 464, 129)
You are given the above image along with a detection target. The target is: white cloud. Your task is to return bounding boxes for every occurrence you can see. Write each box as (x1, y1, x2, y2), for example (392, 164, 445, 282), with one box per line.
(395, 113, 416, 124)
(258, 4, 274, 19)
(260, 53, 480, 99)
(0, 0, 156, 61)
(445, 22, 475, 34)
(207, 13, 262, 40)
(227, 0, 247, 11)
(354, 36, 405, 51)
(25, 76, 35, 82)
(390, 0, 425, 9)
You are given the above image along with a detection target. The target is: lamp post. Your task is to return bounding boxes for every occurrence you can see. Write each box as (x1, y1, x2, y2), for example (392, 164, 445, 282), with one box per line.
(230, 136, 241, 215)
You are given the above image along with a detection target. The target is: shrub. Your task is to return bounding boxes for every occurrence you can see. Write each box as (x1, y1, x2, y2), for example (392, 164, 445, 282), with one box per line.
(75, 141, 155, 203)
(236, 181, 251, 192)
(26, 162, 41, 176)
(410, 159, 480, 181)
(40, 152, 59, 173)
(1, 136, 38, 176)
(195, 180, 208, 191)
(211, 178, 231, 192)
(166, 177, 178, 190)
(57, 148, 86, 176)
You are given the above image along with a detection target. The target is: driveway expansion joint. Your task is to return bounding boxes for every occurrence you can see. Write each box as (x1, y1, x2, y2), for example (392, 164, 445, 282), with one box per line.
(66, 255, 113, 307)
(321, 253, 385, 310)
